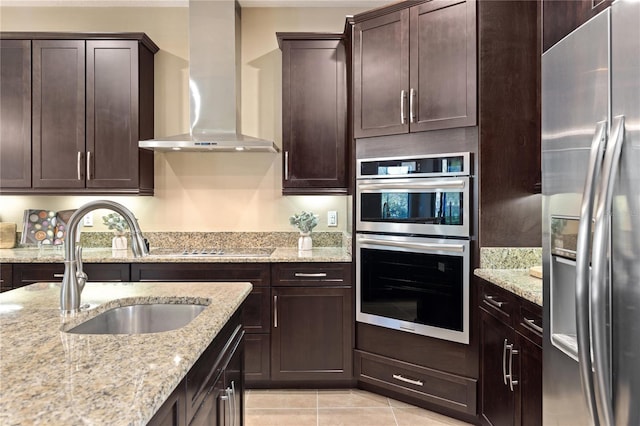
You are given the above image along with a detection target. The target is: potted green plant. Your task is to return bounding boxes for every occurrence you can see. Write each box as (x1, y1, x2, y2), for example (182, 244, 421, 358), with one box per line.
(289, 211, 318, 251)
(102, 212, 129, 251)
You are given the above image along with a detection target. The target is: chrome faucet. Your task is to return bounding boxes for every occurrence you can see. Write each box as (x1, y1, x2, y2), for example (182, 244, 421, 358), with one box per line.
(61, 200, 149, 315)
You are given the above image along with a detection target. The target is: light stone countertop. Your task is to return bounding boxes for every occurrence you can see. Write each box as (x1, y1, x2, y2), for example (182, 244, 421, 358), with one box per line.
(0, 246, 351, 264)
(474, 268, 542, 306)
(0, 281, 252, 425)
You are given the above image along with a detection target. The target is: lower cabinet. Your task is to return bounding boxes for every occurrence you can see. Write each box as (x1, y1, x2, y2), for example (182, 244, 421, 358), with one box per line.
(479, 278, 542, 426)
(271, 286, 352, 383)
(6, 262, 130, 291)
(149, 310, 244, 426)
(269, 263, 353, 385)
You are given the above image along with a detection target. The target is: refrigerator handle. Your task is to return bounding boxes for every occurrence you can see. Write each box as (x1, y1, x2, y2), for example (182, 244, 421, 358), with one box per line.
(592, 115, 626, 426)
(575, 120, 607, 425)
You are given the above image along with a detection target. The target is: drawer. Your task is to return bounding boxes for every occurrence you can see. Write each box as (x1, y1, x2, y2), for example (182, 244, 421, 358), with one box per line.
(272, 262, 351, 286)
(355, 350, 476, 416)
(478, 279, 517, 326)
(131, 263, 270, 285)
(516, 298, 543, 346)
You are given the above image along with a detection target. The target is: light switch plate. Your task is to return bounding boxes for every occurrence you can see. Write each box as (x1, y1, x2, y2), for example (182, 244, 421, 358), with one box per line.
(327, 211, 337, 227)
(83, 213, 93, 227)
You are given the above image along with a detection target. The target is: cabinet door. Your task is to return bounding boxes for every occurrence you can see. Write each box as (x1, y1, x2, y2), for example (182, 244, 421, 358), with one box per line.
(515, 332, 542, 426)
(86, 40, 139, 189)
(409, 0, 476, 132)
(271, 286, 352, 381)
(353, 9, 410, 138)
(32, 40, 86, 189)
(244, 333, 270, 385)
(0, 40, 31, 188)
(480, 308, 516, 426)
(147, 378, 186, 426)
(281, 38, 347, 194)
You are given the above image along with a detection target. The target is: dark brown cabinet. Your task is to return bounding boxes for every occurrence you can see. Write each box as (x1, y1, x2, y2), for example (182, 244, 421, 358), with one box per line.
(353, 0, 476, 138)
(6, 263, 130, 291)
(542, 0, 613, 52)
(0, 33, 157, 195)
(130, 262, 271, 386)
(278, 34, 348, 195)
(0, 39, 31, 188)
(479, 279, 542, 426)
(149, 310, 244, 426)
(0, 264, 12, 293)
(270, 263, 353, 384)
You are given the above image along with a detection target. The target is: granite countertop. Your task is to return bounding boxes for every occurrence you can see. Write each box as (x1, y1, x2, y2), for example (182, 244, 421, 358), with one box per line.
(475, 247, 543, 306)
(0, 246, 352, 264)
(474, 268, 542, 306)
(0, 281, 252, 425)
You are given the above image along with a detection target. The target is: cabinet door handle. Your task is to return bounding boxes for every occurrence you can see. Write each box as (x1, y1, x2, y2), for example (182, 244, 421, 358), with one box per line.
(218, 392, 229, 426)
(508, 345, 519, 392)
(53, 274, 64, 279)
(77, 152, 82, 180)
(409, 88, 416, 123)
(273, 295, 278, 328)
(392, 374, 423, 387)
(502, 338, 509, 385)
(284, 151, 289, 180)
(400, 90, 407, 124)
(229, 382, 236, 426)
(484, 294, 505, 308)
(523, 317, 543, 334)
(294, 272, 327, 278)
(86, 151, 92, 181)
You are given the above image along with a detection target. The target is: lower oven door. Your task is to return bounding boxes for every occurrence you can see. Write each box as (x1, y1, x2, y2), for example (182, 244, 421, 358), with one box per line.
(356, 233, 470, 344)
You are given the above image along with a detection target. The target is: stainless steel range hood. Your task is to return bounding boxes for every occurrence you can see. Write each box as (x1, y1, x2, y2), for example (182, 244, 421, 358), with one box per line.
(139, 0, 279, 153)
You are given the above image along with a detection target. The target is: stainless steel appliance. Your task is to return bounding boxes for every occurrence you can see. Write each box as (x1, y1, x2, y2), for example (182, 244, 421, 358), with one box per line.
(542, 1, 640, 424)
(355, 152, 472, 344)
(356, 152, 471, 237)
(356, 233, 470, 344)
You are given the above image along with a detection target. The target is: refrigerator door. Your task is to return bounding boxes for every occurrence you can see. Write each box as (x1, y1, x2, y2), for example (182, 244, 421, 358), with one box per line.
(541, 8, 610, 426)
(611, 1, 640, 424)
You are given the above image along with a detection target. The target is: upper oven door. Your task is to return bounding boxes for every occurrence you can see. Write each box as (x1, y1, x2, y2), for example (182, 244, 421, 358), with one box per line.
(356, 176, 470, 237)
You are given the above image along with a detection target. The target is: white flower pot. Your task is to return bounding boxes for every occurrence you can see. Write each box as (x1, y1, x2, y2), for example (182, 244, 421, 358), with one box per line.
(298, 232, 312, 251)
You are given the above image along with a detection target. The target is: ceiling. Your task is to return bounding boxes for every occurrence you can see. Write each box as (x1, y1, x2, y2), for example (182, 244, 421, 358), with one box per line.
(1, 0, 391, 7)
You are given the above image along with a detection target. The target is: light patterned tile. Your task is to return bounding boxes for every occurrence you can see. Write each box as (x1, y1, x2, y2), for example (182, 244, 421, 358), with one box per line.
(245, 408, 318, 426)
(245, 389, 317, 409)
(318, 407, 397, 426)
(392, 407, 473, 426)
(317, 388, 390, 408)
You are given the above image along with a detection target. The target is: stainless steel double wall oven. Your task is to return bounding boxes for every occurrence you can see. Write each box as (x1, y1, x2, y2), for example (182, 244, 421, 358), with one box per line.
(356, 152, 472, 344)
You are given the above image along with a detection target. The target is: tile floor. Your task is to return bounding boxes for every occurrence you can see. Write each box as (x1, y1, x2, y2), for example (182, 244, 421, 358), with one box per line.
(244, 388, 473, 426)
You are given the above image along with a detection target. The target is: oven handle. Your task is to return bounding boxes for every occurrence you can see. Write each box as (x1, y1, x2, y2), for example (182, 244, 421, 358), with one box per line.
(358, 179, 466, 191)
(358, 237, 465, 253)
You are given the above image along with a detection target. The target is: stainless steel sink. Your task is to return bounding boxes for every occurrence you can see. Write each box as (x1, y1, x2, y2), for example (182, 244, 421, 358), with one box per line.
(66, 303, 207, 335)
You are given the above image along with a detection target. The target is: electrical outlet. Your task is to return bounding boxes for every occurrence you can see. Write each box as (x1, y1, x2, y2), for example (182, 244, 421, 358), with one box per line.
(327, 211, 338, 227)
(83, 213, 93, 227)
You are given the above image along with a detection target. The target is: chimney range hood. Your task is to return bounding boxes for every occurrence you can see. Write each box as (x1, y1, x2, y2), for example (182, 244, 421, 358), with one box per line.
(139, 0, 279, 153)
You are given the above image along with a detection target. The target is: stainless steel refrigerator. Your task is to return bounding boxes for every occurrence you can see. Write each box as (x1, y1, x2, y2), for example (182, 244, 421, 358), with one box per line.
(542, 0, 640, 425)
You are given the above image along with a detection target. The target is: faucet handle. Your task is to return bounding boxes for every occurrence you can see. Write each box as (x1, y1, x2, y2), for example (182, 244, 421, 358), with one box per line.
(75, 246, 88, 292)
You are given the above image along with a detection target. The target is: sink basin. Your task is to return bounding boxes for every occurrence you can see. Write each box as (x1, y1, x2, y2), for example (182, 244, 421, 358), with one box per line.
(67, 303, 207, 335)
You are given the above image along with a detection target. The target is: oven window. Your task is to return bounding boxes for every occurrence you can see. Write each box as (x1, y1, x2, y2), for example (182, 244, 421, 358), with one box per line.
(360, 248, 463, 331)
(360, 191, 462, 225)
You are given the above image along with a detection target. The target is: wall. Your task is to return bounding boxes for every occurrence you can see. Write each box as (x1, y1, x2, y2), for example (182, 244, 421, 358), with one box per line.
(0, 5, 366, 232)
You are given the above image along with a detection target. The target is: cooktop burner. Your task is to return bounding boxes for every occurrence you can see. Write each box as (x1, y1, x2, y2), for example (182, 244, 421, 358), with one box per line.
(150, 247, 275, 258)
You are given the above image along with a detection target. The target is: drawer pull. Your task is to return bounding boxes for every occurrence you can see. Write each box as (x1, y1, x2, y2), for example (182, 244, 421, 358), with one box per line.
(523, 317, 543, 334)
(294, 272, 327, 278)
(392, 374, 423, 387)
(53, 274, 64, 278)
(484, 295, 505, 308)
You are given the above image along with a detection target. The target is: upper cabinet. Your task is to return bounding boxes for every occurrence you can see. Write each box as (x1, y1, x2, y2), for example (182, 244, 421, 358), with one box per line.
(0, 33, 157, 195)
(0, 40, 31, 188)
(353, 0, 476, 138)
(278, 33, 349, 195)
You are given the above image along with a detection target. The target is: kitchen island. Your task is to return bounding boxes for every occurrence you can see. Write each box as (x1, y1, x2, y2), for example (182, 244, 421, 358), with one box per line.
(0, 281, 252, 425)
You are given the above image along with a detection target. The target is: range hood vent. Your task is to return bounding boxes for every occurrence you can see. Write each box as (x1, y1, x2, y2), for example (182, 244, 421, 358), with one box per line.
(139, 0, 279, 153)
